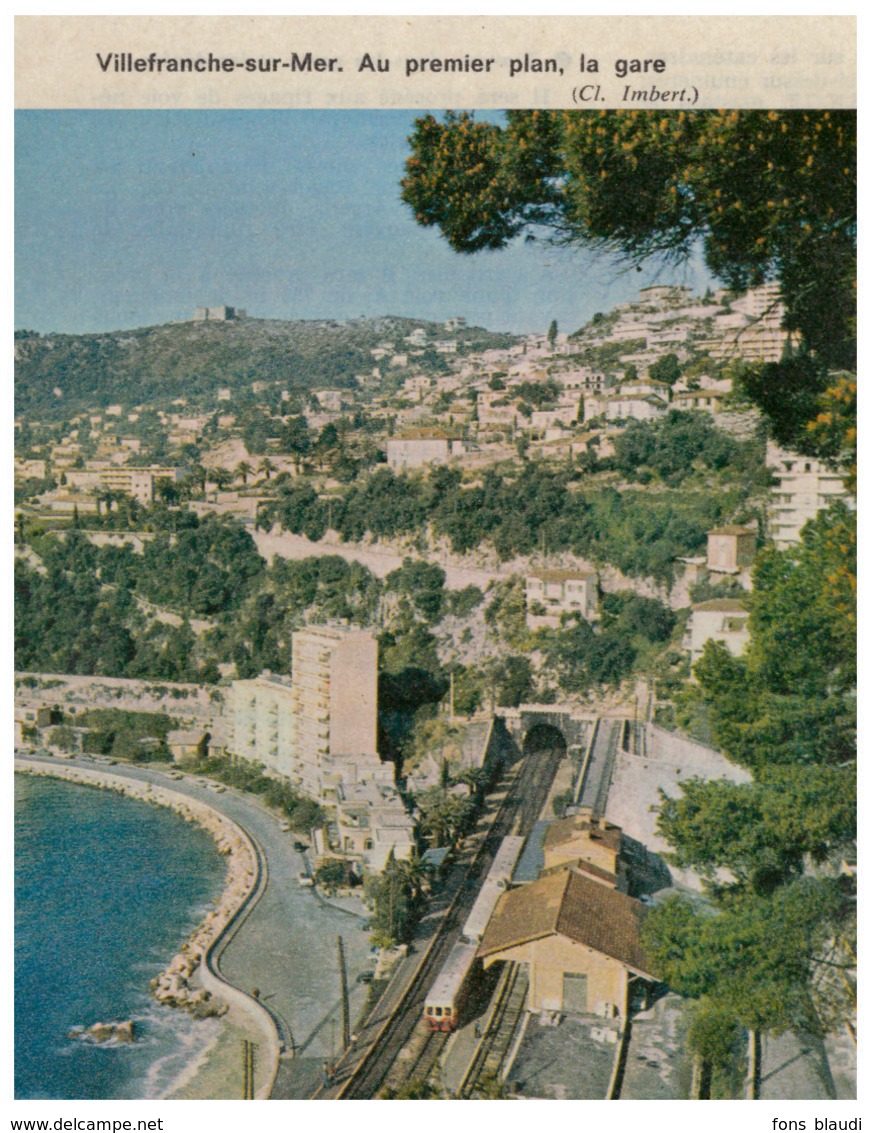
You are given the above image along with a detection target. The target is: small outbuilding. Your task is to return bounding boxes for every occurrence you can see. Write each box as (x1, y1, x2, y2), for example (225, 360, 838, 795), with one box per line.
(541, 810, 628, 892)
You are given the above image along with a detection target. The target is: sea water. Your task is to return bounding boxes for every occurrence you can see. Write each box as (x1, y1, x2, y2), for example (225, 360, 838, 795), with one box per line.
(14, 773, 227, 1100)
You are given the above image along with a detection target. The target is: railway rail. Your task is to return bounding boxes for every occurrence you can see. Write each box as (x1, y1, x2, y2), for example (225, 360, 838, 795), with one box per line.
(457, 961, 529, 1098)
(324, 739, 564, 1099)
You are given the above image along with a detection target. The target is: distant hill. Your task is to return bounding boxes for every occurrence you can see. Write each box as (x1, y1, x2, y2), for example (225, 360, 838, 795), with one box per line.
(14, 316, 518, 420)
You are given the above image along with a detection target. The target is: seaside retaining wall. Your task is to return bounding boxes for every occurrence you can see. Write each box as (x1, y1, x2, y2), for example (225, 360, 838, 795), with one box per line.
(15, 758, 281, 1098)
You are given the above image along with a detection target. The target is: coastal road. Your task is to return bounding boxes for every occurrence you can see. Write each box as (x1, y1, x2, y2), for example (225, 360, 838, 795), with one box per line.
(20, 756, 374, 1092)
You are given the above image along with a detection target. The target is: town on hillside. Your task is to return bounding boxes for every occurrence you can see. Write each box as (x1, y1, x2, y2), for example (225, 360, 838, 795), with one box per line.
(15, 281, 856, 1101)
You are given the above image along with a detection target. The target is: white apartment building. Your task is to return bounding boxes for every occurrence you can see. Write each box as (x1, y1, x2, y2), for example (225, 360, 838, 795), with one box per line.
(672, 389, 727, 414)
(63, 464, 180, 505)
(606, 393, 669, 422)
(704, 283, 795, 364)
(526, 570, 599, 629)
(766, 442, 850, 549)
(228, 626, 380, 798)
(227, 628, 417, 872)
(386, 435, 465, 471)
(529, 398, 581, 430)
(227, 673, 298, 779)
(684, 600, 751, 666)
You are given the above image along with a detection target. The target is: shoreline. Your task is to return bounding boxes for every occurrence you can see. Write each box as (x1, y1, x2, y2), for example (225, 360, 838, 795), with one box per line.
(14, 758, 282, 1099)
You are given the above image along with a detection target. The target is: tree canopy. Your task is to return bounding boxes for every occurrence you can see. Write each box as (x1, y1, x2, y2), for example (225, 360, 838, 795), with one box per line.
(643, 878, 850, 1036)
(402, 109, 856, 459)
(679, 502, 856, 772)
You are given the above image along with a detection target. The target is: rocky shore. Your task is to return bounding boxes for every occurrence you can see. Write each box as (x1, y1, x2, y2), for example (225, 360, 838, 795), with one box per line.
(69, 1020, 137, 1044)
(15, 760, 258, 1021)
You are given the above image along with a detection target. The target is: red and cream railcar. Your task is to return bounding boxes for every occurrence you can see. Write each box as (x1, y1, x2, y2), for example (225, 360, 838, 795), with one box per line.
(423, 941, 479, 1032)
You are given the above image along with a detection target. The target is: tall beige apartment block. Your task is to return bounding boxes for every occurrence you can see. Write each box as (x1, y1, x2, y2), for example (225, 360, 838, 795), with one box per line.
(291, 626, 379, 795)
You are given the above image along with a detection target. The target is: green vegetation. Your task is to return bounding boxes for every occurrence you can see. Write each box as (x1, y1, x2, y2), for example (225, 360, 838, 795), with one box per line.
(644, 879, 851, 1039)
(674, 504, 855, 772)
(539, 592, 675, 695)
(313, 859, 358, 889)
(262, 461, 759, 583)
(14, 530, 386, 683)
(74, 708, 177, 761)
(644, 504, 856, 1063)
(178, 753, 325, 832)
(402, 108, 855, 364)
(648, 353, 682, 386)
(611, 411, 764, 487)
(416, 785, 478, 848)
(365, 851, 430, 948)
(14, 316, 518, 422)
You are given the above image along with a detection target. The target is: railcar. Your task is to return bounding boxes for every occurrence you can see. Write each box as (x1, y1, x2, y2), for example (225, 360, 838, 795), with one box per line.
(424, 836, 527, 1031)
(462, 835, 525, 944)
(423, 941, 479, 1032)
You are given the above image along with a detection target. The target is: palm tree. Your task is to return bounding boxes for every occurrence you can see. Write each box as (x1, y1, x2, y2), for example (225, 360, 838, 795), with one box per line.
(235, 460, 253, 486)
(188, 463, 208, 498)
(398, 852, 432, 902)
(258, 457, 274, 481)
(210, 467, 234, 496)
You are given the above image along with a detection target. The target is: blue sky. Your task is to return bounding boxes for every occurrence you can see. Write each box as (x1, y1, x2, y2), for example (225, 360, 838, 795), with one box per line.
(16, 110, 715, 336)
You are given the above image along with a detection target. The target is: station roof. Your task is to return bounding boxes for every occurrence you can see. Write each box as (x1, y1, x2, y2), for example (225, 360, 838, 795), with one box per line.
(477, 869, 655, 979)
(543, 813, 623, 856)
(512, 819, 549, 883)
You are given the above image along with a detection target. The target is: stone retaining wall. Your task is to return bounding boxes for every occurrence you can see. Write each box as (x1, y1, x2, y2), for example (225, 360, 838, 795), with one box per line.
(15, 759, 281, 1097)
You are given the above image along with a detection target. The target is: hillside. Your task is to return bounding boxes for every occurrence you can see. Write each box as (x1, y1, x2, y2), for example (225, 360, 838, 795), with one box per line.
(14, 316, 518, 420)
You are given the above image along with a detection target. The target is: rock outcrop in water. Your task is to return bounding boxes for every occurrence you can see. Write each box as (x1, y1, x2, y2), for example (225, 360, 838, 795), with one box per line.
(69, 1020, 136, 1044)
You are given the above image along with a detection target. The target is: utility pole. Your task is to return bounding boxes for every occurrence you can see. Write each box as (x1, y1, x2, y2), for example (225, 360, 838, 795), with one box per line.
(242, 1039, 256, 1099)
(338, 935, 350, 1052)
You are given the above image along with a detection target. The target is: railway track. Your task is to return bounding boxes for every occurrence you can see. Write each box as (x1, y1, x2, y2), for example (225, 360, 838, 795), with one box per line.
(457, 962, 528, 1097)
(328, 740, 564, 1099)
(383, 1028, 449, 1093)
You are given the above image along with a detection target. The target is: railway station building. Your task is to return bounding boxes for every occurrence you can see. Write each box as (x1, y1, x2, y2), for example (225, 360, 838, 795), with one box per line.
(477, 869, 657, 1018)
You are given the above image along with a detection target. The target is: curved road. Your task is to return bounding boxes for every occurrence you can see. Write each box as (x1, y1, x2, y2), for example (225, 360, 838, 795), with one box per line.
(17, 756, 375, 1094)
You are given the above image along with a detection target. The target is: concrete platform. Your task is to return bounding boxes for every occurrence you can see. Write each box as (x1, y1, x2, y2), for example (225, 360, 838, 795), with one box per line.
(506, 1014, 618, 1100)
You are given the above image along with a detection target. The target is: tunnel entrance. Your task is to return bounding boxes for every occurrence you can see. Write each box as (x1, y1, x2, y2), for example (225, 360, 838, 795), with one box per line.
(522, 723, 567, 759)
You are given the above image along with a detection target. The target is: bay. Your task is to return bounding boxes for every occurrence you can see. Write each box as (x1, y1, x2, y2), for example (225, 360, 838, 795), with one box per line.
(14, 773, 227, 1099)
